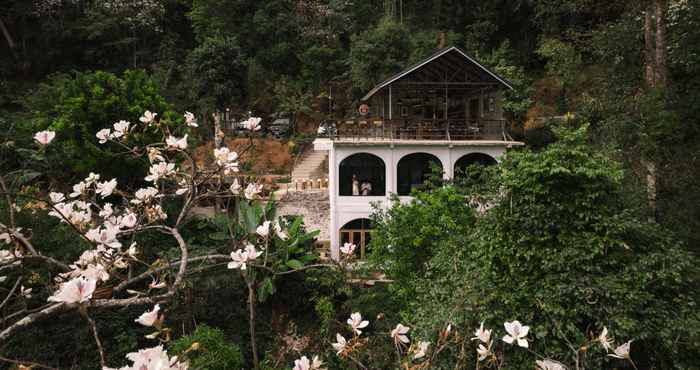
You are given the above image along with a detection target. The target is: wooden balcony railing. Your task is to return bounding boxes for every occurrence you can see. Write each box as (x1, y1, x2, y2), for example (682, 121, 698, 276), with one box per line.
(326, 119, 509, 141)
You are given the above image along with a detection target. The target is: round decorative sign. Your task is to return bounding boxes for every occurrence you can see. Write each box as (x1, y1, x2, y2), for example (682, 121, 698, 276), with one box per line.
(358, 103, 369, 115)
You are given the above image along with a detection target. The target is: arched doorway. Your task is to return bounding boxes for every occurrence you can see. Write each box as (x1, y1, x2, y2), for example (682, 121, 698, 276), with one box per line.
(396, 153, 443, 195)
(339, 218, 373, 259)
(454, 153, 497, 177)
(339, 153, 386, 196)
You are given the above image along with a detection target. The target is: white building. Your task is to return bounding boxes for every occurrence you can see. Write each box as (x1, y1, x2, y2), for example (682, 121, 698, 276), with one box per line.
(314, 46, 523, 260)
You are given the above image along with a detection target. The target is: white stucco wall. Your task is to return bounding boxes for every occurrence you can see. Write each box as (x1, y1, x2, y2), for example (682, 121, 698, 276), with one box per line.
(314, 138, 518, 260)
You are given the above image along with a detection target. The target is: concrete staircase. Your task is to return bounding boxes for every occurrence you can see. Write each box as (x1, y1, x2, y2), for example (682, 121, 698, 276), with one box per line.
(291, 150, 328, 182)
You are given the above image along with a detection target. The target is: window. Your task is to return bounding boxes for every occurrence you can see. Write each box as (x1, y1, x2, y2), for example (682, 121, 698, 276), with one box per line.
(396, 153, 443, 195)
(339, 153, 386, 196)
(454, 153, 497, 178)
(339, 218, 373, 259)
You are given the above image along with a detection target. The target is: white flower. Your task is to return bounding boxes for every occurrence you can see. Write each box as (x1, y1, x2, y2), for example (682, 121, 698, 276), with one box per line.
(144, 162, 176, 183)
(244, 183, 262, 200)
(413, 341, 430, 360)
(608, 340, 631, 359)
(126, 243, 138, 258)
(20, 285, 32, 298)
(96, 178, 118, 198)
(227, 243, 262, 270)
(69, 181, 89, 198)
(82, 263, 110, 282)
(213, 147, 238, 174)
(120, 345, 187, 370)
(340, 243, 356, 256)
(112, 120, 130, 138)
(120, 212, 138, 229)
(599, 326, 613, 352)
(86, 225, 121, 249)
(34, 130, 56, 145)
(347, 312, 369, 336)
(293, 355, 323, 370)
(331, 333, 347, 355)
(96, 128, 111, 144)
(317, 125, 326, 135)
(132, 187, 160, 204)
(166, 134, 188, 150)
(85, 172, 101, 185)
(243, 117, 262, 131)
(502, 320, 529, 348)
(391, 323, 410, 345)
(230, 178, 242, 195)
(49, 192, 65, 203)
(184, 111, 198, 127)
(140, 110, 157, 124)
(48, 276, 96, 304)
(99, 203, 114, 218)
(256, 221, 271, 238)
(536, 359, 567, 370)
(273, 221, 288, 240)
(135, 304, 161, 327)
(477, 343, 491, 361)
(472, 322, 492, 343)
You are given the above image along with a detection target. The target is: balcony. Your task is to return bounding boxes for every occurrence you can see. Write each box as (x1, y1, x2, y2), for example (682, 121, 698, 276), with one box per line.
(325, 119, 511, 142)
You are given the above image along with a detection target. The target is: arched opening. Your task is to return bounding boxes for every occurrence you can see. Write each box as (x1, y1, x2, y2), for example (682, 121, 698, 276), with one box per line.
(339, 153, 386, 196)
(396, 153, 443, 195)
(454, 153, 497, 177)
(339, 218, 373, 259)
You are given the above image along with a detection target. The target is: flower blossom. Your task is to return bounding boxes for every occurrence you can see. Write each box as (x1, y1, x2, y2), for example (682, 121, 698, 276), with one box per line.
(391, 324, 410, 345)
(213, 147, 239, 174)
(256, 221, 271, 238)
(34, 130, 56, 145)
(228, 244, 262, 270)
(135, 304, 161, 327)
(273, 221, 288, 240)
(48, 276, 97, 304)
(144, 162, 175, 183)
(413, 341, 430, 360)
(598, 326, 613, 352)
(49, 192, 65, 203)
(340, 243, 356, 256)
(472, 322, 492, 343)
(166, 135, 188, 150)
(347, 312, 369, 336)
(536, 359, 567, 370)
(112, 120, 130, 138)
(243, 117, 262, 131)
(293, 355, 323, 370)
(112, 345, 187, 370)
(184, 111, 197, 127)
(230, 178, 242, 194)
(96, 178, 118, 198)
(96, 128, 111, 144)
(244, 183, 263, 200)
(85, 224, 121, 249)
(608, 341, 631, 359)
(120, 212, 138, 229)
(331, 333, 347, 355)
(69, 181, 89, 198)
(477, 342, 491, 361)
(140, 110, 157, 124)
(502, 320, 529, 348)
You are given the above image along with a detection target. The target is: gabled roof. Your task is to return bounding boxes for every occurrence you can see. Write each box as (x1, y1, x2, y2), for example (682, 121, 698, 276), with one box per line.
(361, 46, 513, 101)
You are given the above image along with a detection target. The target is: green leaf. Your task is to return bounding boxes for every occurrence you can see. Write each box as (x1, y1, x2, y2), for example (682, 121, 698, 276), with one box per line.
(286, 259, 304, 270)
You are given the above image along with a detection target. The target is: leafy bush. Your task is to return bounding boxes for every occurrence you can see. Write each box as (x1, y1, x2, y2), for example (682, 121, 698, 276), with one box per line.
(169, 325, 243, 369)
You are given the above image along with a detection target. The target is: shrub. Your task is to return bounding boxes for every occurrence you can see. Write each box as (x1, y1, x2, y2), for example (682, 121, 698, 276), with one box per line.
(169, 325, 244, 370)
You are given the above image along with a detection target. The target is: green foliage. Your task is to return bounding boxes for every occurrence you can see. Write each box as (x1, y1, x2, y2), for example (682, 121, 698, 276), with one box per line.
(169, 325, 244, 370)
(23, 70, 174, 180)
(187, 35, 247, 109)
(368, 186, 476, 303)
(350, 18, 411, 93)
(537, 37, 583, 88)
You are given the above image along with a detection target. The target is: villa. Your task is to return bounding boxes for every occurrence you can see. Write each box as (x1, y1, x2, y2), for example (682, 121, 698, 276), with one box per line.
(313, 46, 523, 260)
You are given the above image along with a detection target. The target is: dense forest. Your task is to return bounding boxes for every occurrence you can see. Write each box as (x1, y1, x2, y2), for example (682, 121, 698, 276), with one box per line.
(0, 0, 699, 369)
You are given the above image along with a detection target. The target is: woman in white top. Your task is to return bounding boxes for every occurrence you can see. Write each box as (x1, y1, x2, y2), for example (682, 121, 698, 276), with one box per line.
(352, 174, 360, 195)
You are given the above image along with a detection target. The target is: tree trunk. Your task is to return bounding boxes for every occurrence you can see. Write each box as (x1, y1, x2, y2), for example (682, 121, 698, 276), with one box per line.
(654, 0, 668, 88)
(644, 6, 656, 86)
(0, 17, 18, 60)
(246, 278, 260, 370)
(644, 160, 658, 223)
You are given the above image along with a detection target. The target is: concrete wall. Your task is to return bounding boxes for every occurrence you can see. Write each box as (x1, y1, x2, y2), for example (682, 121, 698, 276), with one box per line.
(315, 139, 511, 259)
